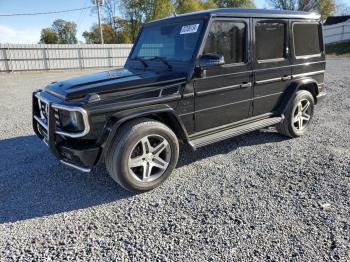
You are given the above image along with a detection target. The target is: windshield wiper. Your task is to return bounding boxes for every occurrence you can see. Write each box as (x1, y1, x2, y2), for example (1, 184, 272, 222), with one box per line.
(131, 56, 148, 68)
(149, 56, 172, 71)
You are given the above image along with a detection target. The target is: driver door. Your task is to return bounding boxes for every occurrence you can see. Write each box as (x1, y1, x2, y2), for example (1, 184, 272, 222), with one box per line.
(193, 18, 253, 132)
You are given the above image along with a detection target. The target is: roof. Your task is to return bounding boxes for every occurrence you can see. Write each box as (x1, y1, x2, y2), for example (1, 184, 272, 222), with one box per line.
(148, 8, 320, 25)
(324, 15, 350, 26)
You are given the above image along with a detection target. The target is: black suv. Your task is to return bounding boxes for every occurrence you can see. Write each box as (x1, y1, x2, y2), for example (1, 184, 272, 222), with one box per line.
(33, 8, 326, 192)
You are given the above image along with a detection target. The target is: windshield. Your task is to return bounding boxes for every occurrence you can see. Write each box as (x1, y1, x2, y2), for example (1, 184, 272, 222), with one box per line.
(130, 20, 204, 62)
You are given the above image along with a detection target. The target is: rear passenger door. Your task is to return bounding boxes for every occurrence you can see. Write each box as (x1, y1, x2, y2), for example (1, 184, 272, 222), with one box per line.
(193, 19, 253, 132)
(252, 19, 292, 116)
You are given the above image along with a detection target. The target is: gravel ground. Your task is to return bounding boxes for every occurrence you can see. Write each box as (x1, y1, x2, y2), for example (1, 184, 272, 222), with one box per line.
(0, 58, 349, 261)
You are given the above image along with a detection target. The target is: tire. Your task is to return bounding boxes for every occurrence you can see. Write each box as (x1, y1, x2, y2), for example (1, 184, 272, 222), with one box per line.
(105, 118, 179, 193)
(277, 90, 315, 138)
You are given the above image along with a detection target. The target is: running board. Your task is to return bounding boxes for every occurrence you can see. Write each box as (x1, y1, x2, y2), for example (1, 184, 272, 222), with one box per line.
(189, 116, 283, 150)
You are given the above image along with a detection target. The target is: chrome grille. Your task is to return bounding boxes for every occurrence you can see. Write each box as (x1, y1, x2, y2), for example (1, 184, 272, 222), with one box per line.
(37, 98, 49, 124)
(34, 92, 90, 138)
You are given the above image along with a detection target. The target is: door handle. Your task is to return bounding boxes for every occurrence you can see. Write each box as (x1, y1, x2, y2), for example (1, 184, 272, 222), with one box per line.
(281, 75, 291, 81)
(240, 82, 252, 88)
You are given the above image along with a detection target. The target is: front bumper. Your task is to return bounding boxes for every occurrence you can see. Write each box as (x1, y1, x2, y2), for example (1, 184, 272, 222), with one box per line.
(32, 91, 100, 172)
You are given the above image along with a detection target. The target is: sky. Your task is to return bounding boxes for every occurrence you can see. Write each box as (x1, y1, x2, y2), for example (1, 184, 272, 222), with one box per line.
(0, 0, 267, 44)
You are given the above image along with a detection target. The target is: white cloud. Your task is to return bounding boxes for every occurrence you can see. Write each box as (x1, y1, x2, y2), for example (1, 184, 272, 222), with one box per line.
(0, 25, 41, 44)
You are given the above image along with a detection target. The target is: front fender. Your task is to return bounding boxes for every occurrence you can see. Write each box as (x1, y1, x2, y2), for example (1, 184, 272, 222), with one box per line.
(96, 104, 189, 163)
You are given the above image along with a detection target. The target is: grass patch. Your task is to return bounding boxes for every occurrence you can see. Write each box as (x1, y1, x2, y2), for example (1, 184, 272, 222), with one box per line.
(326, 41, 350, 56)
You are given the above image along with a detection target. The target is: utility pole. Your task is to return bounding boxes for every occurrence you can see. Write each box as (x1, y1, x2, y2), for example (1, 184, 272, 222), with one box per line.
(93, 0, 104, 44)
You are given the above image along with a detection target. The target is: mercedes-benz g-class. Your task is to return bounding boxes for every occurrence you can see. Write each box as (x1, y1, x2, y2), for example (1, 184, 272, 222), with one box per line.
(33, 8, 327, 192)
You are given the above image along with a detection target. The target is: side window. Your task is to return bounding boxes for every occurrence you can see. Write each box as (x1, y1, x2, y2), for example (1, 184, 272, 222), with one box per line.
(293, 23, 321, 57)
(203, 21, 246, 64)
(255, 21, 286, 61)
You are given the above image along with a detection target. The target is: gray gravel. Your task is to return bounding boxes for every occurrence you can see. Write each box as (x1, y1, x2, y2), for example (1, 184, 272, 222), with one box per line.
(0, 58, 349, 261)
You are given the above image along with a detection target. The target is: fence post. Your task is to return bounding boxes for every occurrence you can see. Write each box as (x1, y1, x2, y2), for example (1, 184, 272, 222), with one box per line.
(42, 47, 49, 70)
(2, 45, 10, 72)
(108, 47, 112, 68)
(7, 44, 13, 73)
(78, 46, 83, 69)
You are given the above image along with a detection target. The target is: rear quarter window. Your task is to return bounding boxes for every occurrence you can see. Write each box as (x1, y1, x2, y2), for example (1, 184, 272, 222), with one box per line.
(293, 23, 321, 57)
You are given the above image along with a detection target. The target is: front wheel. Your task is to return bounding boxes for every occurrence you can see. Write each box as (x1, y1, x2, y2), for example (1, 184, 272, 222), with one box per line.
(277, 90, 314, 138)
(105, 118, 179, 193)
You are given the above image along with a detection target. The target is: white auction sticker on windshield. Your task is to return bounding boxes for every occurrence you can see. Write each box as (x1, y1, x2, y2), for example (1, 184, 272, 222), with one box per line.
(180, 24, 199, 35)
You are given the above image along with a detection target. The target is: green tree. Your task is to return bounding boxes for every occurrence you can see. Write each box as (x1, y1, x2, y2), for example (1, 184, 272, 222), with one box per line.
(39, 28, 59, 44)
(175, 0, 217, 14)
(120, 0, 176, 42)
(83, 24, 114, 44)
(52, 19, 78, 44)
(97, 0, 133, 43)
(269, 0, 335, 19)
(141, 0, 174, 21)
(106, 0, 260, 43)
(120, 0, 145, 42)
(39, 19, 77, 44)
(83, 23, 132, 44)
(214, 0, 255, 8)
(175, 0, 202, 14)
(202, 0, 219, 9)
(113, 18, 133, 43)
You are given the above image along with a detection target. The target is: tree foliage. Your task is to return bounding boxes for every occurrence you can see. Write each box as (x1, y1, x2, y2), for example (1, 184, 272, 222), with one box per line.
(175, 0, 216, 14)
(214, 0, 255, 8)
(39, 19, 77, 44)
(269, 0, 335, 19)
(81, 0, 258, 44)
(145, 0, 175, 21)
(83, 24, 115, 44)
(118, 0, 175, 41)
(39, 28, 58, 44)
(175, 0, 255, 14)
(83, 23, 132, 44)
(119, 0, 145, 42)
(52, 19, 78, 44)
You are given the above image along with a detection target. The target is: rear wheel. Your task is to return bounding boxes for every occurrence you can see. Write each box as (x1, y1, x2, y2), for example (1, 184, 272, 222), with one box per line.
(105, 118, 179, 193)
(277, 90, 314, 137)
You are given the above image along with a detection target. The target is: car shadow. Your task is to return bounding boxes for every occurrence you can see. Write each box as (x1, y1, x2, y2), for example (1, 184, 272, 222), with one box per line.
(177, 128, 288, 168)
(0, 129, 287, 224)
(0, 135, 133, 224)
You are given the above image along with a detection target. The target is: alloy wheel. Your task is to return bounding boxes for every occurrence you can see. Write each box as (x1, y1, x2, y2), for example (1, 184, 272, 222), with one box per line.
(128, 134, 171, 183)
(293, 98, 312, 130)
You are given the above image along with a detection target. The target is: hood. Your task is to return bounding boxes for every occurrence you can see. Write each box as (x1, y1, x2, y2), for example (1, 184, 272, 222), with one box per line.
(45, 68, 186, 101)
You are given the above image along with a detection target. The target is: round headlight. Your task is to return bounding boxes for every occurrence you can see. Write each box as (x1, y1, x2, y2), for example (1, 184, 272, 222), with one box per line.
(59, 110, 85, 132)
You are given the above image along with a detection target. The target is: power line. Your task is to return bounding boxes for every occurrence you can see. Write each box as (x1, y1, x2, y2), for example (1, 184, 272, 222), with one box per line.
(77, 0, 90, 28)
(0, 6, 94, 17)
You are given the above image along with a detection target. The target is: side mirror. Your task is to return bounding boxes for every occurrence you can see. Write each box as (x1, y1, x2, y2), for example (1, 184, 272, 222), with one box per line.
(198, 54, 225, 68)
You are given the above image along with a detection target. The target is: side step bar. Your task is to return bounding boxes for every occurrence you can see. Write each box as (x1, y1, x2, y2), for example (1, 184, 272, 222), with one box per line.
(189, 116, 283, 150)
